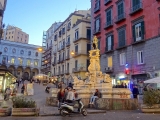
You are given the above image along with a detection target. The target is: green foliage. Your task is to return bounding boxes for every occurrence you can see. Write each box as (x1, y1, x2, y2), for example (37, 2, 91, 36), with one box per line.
(143, 90, 160, 107)
(12, 97, 36, 108)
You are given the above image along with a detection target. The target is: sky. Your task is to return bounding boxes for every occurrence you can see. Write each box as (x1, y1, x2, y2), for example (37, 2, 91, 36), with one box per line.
(3, 0, 91, 46)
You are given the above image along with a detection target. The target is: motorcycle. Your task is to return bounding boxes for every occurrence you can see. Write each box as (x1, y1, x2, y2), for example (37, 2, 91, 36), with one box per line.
(45, 86, 50, 93)
(59, 98, 87, 117)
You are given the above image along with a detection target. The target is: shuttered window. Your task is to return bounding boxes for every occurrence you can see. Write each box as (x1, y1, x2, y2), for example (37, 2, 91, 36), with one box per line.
(118, 28, 126, 47)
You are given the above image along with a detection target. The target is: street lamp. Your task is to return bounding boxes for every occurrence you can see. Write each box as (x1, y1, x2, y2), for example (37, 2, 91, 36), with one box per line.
(45, 60, 47, 63)
(38, 48, 43, 52)
(71, 50, 75, 55)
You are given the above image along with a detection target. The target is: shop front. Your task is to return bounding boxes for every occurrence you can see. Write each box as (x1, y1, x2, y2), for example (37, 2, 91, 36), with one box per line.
(0, 69, 16, 92)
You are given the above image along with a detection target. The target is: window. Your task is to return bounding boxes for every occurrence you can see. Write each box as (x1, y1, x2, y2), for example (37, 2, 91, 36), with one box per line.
(12, 48, 16, 53)
(4, 47, 8, 52)
(67, 22, 71, 30)
(62, 27, 65, 34)
(59, 41, 61, 49)
(20, 50, 24, 55)
(75, 60, 78, 68)
(131, 0, 141, 12)
(27, 59, 31, 66)
(12, 36, 13, 38)
(120, 53, 126, 65)
(132, 21, 144, 42)
(59, 30, 61, 37)
(35, 52, 38, 57)
(75, 45, 78, 53)
(75, 31, 79, 40)
(67, 63, 69, 71)
(106, 8, 112, 26)
(28, 51, 31, 56)
(18, 58, 23, 65)
(106, 35, 114, 51)
(9, 36, 10, 39)
(17, 37, 19, 39)
(94, 17, 100, 32)
(117, 1, 125, 20)
(107, 56, 112, 67)
(118, 28, 126, 47)
(94, 0, 100, 12)
(11, 58, 15, 64)
(2, 56, 7, 64)
(34, 61, 38, 66)
(86, 29, 91, 39)
(137, 51, 144, 64)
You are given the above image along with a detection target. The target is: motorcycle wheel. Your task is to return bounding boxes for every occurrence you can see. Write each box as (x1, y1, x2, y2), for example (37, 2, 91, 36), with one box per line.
(81, 108, 87, 116)
(60, 109, 67, 117)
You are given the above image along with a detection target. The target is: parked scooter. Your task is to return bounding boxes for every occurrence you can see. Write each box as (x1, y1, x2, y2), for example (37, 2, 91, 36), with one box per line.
(59, 98, 87, 117)
(45, 86, 50, 93)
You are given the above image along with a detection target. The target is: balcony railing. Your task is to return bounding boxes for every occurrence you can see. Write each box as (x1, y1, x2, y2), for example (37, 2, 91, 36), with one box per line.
(105, 45, 114, 52)
(65, 55, 70, 60)
(67, 26, 70, 31)
(115, 13, 126, 23)
(93, 27, 101, 35)
(104, 20, 113, 29)
(131, 34, 145, 45)
(60, 58, 65, 63)
(72, 67, 87, 73)
(66, 41, 70, 47)
(115, 41, 127, 50)
(72, 50, 88, 58)
(53, 50, 57, 54)
(65, 69, 69, 74)
(130, 2, 143, 15)
(57, 60, 60, 64)
(73, 34, 91, 43)
(61, 45, 65, 50)
(104, 0, 112, 5)
(52, 61, 56, 66)
(58, 47, 61, 52)
(94, 5, 100, 13)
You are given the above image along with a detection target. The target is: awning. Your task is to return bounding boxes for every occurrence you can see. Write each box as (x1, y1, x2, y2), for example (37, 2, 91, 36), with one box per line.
(144, 77, 160, 83)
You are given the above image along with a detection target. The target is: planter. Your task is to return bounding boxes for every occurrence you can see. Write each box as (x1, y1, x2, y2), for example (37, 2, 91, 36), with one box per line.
(12, 108, 39, 116)
(0, 108, 11, 116)
(141, 104, 160, 113)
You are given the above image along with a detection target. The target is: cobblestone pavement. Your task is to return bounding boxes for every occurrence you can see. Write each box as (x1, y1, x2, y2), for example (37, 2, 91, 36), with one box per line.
(0, 111, 160, 120)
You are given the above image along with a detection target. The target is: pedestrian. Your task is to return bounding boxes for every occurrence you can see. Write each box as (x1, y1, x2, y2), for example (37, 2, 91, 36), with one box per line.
(66, 87, 75, 103)
(57, 88, 64, 109)
(21, 84, 25, 94)
(89, 89, 101, 104)
(132, 85, 139, 99)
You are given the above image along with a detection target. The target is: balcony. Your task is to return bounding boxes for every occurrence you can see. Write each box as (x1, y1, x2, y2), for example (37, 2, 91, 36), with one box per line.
(60, 58, 65, 63)
(52, 62, 56, 66)
(115, 13, 126, 23)
(54, 36, 57, 41)
(72, 67, 87, 73)
(105, 45, 114, 53)
(57, 60, 60, 64)
(104, 20, 113, 29)
(66, 41, 70, 47)
(94, 6, 100, 13)
(104, 0, 112, 5)
(93, 27, 101, 35)
(72, 50, 88, 58)
(61, 45, 65, 50)
(65, 55, 70, 60)
(53, 50, 57, 55)
(130, 2, 143, 15)
(67, 26, 70, 31)
(65, 69, 69, 74)
(60, 71, 64, 75)
(58, 47, 61, 52)
(105, 67, 113, 73)
(73, 34, 91, 43)
(131, 35, 145, 45)
(115, 41, 127, 50)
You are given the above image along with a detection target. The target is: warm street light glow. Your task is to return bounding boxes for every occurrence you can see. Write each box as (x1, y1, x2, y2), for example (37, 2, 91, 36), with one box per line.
(71, 50, 74, 55)
(45, 60, 47, 63)
(38, 48, 43, 52)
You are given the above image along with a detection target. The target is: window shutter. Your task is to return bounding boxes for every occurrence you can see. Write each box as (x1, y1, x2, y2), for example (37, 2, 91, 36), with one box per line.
(141, 21, 145, 39)
(132, 25, 136, 42)
(106, 37, 108, 51)
(99, 18, 101, 31)
(122, 30, 125, 46)
(111, 35, 114, 50)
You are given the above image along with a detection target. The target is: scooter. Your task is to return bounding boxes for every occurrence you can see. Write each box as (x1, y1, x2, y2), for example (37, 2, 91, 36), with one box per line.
(59, 98, 87, 117)
(45, 86, 50, 93)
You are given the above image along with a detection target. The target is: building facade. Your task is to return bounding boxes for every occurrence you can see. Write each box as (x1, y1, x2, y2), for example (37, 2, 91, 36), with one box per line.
(2, 25, 29, 43)
(51, 10, 91, 83)
(91, 0, 160, 92)
(41, 22, 62, 76)
(0, 0, 7, 28)
(0, 40, 42, 80)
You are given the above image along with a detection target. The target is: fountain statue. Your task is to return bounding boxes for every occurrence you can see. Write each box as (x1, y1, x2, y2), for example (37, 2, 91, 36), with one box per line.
(72, 36, 131, 99)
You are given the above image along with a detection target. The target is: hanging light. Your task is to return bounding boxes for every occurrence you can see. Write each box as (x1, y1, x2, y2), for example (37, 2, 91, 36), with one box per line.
(71, 50, 74, 55)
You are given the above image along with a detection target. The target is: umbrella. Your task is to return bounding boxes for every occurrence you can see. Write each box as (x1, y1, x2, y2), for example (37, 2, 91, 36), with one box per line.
(144, 77, 160, 83)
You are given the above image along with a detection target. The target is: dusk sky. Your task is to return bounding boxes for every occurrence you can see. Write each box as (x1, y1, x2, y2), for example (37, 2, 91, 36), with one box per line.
(3, 0, 91, 46)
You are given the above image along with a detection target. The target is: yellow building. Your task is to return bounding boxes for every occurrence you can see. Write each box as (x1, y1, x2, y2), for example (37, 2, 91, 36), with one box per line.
(51, 10, 91, 83)
(2, 25, 29, 43)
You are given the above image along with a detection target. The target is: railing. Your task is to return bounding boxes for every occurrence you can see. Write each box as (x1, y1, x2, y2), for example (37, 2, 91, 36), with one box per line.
(53, 50, 57, 54)
(130, 2, 143, 14)
(52, 62, 56, 66)
(72, 50, 88, 57)
(57, 60, 60, 64)
(73, 34, 91, 42)
(93, 27, 101, 34)
(60, 71, 64, 75)
(104, 20, 113, 29)
(105, 67, 113, 73)
(104, 0, 112, 5)
(67, 26, 70, 31)
(58, 47, 61, 52)
(72, 67, 87, 73)
(61, 45, 65, 50)
(60, 58, 65, 63)
(115, 13, 126, 23)
(131, 34, 145, 44)
(66, 41, 70, 47)
(94, 5, 100, 13)
(65, 55, 70, 60)
(105, 45, 114, 52)
(65, 69, 69, 74)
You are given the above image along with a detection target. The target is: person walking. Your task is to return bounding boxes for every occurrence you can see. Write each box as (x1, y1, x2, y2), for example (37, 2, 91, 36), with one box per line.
(57, 88, 65, 109)
(21, 84, 25, 94)
(132, 86, 139, 99)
